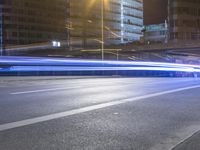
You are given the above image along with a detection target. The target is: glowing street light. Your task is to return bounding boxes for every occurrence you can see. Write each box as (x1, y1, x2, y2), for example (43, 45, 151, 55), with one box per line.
(101, 0, 104, 61)
(89, 0, 108, 61)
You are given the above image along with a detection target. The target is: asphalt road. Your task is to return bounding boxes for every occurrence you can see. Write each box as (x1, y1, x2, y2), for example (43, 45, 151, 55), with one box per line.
(0, 77, 200, 150)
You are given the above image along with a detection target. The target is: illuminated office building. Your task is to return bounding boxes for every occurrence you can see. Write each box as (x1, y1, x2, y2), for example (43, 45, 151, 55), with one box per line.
(1, 0, 66, 48)
(68, 0, 143, 47)
(168, 0, 200, 42)
(1, 0, 143, 51)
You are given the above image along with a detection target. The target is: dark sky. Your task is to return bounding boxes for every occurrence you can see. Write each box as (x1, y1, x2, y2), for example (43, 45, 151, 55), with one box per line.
(144, 0, 168, 25)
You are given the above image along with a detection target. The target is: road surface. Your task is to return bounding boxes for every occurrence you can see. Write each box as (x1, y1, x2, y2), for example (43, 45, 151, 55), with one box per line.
(0, 77, 200, 150)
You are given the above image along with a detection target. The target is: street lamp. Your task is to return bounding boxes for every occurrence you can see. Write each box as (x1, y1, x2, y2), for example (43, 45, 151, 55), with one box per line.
(101, 0, 104, 61)
(0, 8, 4, 56)
(89, 0, 108, 61)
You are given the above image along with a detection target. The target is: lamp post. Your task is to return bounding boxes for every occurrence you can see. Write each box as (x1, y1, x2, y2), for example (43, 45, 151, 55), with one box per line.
(89, 0, 106, 61)
(0, 7, 4, 56)
(101, 0, 104, 61)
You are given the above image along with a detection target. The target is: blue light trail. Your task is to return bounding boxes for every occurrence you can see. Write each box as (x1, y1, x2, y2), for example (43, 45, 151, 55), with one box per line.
(0, 56, 200, 74)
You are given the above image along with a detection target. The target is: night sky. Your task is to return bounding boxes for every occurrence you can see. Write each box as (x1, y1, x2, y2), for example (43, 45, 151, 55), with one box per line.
(144, 0, 168, 25)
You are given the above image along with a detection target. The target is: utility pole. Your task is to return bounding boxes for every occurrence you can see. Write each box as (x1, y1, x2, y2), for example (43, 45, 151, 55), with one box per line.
(0, 6, 4, 56)
(66, 0, 72, 51)
(101, 0, 104, 61)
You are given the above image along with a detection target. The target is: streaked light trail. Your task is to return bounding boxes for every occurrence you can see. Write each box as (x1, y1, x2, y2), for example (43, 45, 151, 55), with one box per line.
(0, 56, 200, 73)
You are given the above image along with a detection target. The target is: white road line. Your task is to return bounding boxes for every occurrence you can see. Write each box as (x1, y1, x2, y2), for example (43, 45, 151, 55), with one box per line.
(11, 86, 82, 95)
(1, 85, 200, 132)
(10, 79, 199, 95)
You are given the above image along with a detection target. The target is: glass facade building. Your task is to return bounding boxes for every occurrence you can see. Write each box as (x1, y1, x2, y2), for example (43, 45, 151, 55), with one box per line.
(1, 0, 66, 47)
(0, 0, 143, 51)
(68, 0, 143, 48)
(168, 0, 200, 42)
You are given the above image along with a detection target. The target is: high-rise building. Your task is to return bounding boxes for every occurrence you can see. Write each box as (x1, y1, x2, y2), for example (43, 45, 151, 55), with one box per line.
(1, 0, 143, 53)
(1, 0, 66, 48)
(68, 0, 143, 48)
(168, 0, 200, 42)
